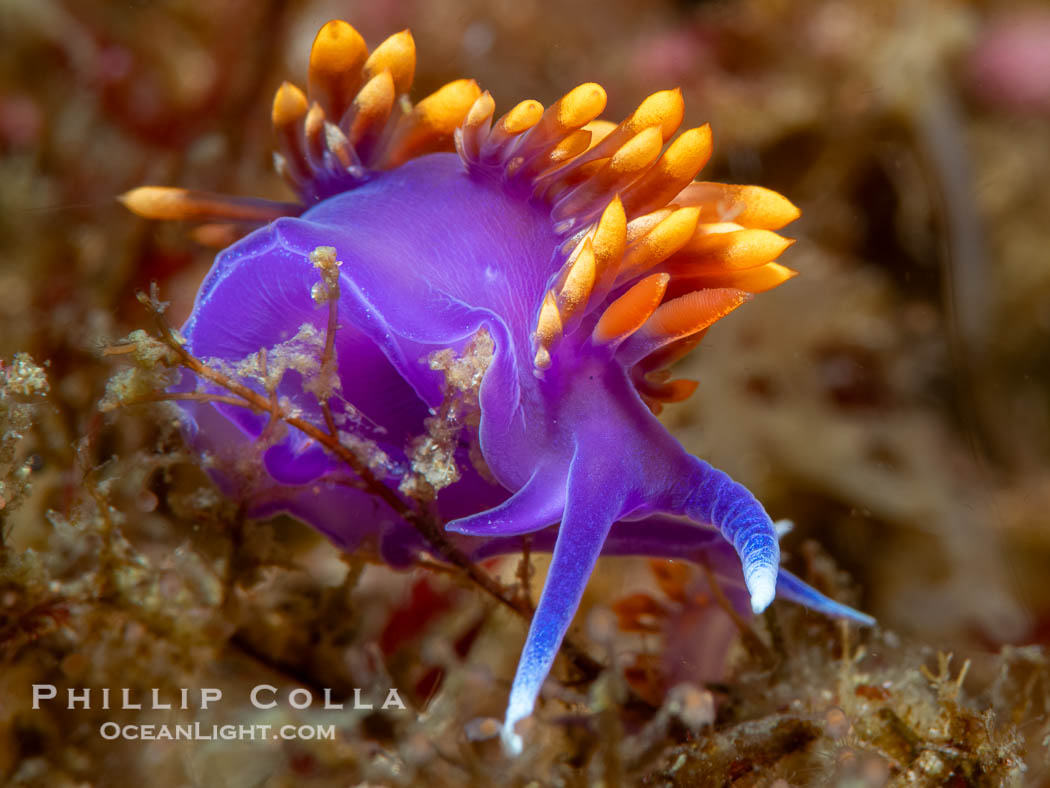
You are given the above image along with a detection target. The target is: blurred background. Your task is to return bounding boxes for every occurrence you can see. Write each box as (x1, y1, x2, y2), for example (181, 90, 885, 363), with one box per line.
(2, 0, 1049, 784)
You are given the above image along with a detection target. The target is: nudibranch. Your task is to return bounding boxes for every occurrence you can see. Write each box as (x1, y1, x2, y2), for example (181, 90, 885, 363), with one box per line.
(123, 20, 873, 753)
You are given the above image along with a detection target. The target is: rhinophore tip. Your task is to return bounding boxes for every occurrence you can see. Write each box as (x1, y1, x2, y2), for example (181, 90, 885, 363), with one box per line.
(501, 724, 524, 757)
(746, 564, 777, 615)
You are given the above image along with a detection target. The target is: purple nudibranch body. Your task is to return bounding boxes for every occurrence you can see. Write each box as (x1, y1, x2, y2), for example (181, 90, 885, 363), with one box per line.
(124, 20, 873, 753)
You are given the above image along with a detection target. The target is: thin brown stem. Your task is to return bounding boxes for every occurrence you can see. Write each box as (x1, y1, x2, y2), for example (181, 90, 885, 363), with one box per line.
(138, 292, 608, 684)
(320, 403, 338, 438)
(223, 504, 246, 611)
(700, 562, 774, 667)
(316, 249, 341, 439)
(100, 343, 138, 356)
(320, 276, 339, 376)
(127, 391, 253, 409)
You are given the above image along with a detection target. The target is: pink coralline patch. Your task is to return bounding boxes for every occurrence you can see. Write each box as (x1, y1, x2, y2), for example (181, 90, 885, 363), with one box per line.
(629, 30, 707, 86)
(612, 560, 740, 706)
(0, 94, 43, 148)
(968, 12, 1050, 113)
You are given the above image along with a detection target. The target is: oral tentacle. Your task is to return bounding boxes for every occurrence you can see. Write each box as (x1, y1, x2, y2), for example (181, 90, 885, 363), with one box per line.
(467, 517, 875, 627)
(445, 463, 567, 536)
(681, 456, 781, 614)
(500, 456, 624, 755)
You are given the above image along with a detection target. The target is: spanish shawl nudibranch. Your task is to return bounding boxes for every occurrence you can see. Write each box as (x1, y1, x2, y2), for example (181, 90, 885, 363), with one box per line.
(123, 20, 873, 752)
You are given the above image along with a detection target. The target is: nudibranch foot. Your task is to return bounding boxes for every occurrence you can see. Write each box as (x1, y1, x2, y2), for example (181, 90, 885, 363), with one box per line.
(445, 463, 566, 536)
(123, 17, 875, 756)
(499, 456, 624, 754)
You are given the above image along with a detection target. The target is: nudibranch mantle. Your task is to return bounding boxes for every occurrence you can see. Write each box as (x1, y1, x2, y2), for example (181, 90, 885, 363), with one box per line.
(124, 20, 873, 754)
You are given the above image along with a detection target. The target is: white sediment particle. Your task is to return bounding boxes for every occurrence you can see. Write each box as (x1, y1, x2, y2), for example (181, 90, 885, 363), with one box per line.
(1, 354, 49, 516)
(2, 353, 50, 396)
(98, 332, 179, 413)
(399, 328, 495, 499)
(227, 323, 328, 395)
